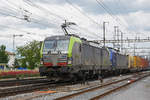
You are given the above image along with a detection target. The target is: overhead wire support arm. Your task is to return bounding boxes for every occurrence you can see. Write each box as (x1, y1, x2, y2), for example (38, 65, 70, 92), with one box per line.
(95, 38, 150, 43)
(23, 0, 65, 20)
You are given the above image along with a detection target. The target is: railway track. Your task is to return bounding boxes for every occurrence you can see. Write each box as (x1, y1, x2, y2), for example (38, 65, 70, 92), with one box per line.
(54, 72, 150, 100)
(1, 72, 149, 99)
(0, 82, 52, 98)
(0, 77, 49, 87)
(0, 80, 72, 98)
(0, 76, 86, 98)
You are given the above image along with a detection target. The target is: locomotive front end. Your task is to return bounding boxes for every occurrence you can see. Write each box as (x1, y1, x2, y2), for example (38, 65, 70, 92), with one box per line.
(42, 37, 70, 67)
(39, 36, 71, 78)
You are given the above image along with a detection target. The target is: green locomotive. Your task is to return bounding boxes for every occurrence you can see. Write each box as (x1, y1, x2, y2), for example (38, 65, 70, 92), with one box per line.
(39, 35, 113, 81)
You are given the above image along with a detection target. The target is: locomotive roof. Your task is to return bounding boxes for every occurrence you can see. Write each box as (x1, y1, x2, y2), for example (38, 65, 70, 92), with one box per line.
(45, 35, 71, 41)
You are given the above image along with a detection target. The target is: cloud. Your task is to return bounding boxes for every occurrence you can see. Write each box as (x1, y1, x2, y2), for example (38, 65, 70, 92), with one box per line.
(0, 0, 149, 55)
(124, 11, 150, 31)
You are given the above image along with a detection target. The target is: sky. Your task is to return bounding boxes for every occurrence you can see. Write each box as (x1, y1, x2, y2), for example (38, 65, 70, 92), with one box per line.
(0, 0, 150, 56)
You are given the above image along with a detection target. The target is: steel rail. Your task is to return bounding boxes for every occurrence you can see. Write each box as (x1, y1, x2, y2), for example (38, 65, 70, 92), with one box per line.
(0, 82, 54, 98)
(0, 77, 48, 87)
(54, 77, 131, 100)
(54, 72, 149, 100)
(90, 73, 150, 100)
(0, 80, 77, 98)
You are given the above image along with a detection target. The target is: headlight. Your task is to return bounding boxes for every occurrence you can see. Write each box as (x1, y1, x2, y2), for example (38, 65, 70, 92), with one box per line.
(68, 57, 72, 64)
(40, 58, 44, 64)
(68, 60, 72, 64)
(43, 52, 48, 55)
(40, 61, 44, 65)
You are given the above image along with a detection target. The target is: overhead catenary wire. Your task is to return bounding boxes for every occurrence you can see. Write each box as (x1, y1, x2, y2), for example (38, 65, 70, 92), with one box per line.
(3, 0, 103, 40)
(0, 22, 56, 39)
(21, 0, 67, 27)
(0, 24, 46, 43)
(0, 24, 36, 35)
(23, 0, 101, 39)
(0, 9, 58, 29)
(65, 0, 101, 26)
(76, 25, 103, 39)
(0, 11, 23, 20)
(2, 0, 20, 13)
(1, 0, 60, 28)
(65, 0, 104, 39)
(95, 0, 130, 50)
(115, 0, 128, 13)
(95, 0, 126, 28)
(1, 0, 136, 42)
(1, 0, 65, 39)
(67, 27, 99, 40)
(113, 0, 139, 33)
(0, 8, 18, 16)
(23, 0, 65, 21)
(0, 2, 62, 39)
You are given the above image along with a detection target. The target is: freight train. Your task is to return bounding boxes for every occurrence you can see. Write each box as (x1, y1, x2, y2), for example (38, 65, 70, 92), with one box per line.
(39, 35, 149, 81)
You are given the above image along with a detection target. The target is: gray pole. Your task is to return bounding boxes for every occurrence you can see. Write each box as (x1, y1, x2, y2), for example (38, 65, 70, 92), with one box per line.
(12, 34, 23, 53)
(121, 32, 123, 52)
(114, 26, 118, 48)
(117, 26, 120, 50)
(103, 22, 109, 47)
(134, 37, 136, 56)
(13, 35, 15, 52)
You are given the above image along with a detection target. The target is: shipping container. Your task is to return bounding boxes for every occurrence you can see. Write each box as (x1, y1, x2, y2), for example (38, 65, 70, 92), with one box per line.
(128, 55, 134, 68)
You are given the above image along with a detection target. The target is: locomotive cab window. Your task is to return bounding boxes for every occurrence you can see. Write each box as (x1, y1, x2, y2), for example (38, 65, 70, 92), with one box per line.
(43, 39, 69, 52)
(44, 40, 55, 51)
(56, 40, 69, 51)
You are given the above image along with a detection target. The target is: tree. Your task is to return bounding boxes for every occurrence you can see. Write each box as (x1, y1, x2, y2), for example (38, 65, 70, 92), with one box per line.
(16, 40, 41, 69)
(14, 58, 20, 68)
(0, 45, 9, 63)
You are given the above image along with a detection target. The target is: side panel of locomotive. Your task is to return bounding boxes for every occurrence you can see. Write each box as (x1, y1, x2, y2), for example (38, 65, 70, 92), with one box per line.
(69, 36, 82, 66)
(81, 43, 97, 66)
(80, 43, 111, 70)
(81, 44, 102, 66)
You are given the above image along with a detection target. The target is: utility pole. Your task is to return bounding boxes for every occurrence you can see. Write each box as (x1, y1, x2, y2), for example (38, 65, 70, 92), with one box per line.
(103, 21, 109, 47)
(114, 26, 118, 48)
(13, 34, 23, 52)
(13, 35, 15, 52)
(120, 31, 123, 52)
(117, 26, 120, 50)
(133, 43, 136, 56)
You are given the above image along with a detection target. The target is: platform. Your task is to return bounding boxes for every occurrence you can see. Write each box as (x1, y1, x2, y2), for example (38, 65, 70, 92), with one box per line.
(102, 76, 150, 100)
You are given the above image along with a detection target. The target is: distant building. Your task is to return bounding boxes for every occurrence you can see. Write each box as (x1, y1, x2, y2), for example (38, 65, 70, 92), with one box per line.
(6, 51, 15, 68)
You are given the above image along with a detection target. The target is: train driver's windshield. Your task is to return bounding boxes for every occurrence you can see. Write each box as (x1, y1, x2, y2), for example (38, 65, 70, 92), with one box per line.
(44, 39, 69, 52)
(56, 40, 69, 51)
